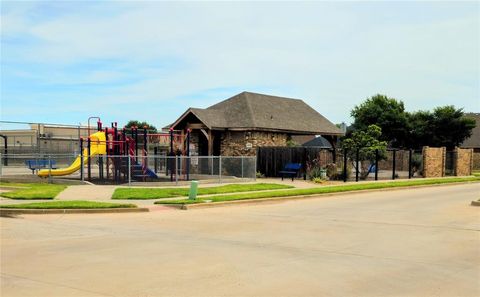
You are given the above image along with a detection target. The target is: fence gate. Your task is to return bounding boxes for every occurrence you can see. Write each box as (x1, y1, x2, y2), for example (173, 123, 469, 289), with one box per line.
(445, 150, 456, 176)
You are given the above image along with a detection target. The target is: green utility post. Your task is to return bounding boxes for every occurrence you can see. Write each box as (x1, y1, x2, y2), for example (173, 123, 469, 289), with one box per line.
(189, 180, 198, 200)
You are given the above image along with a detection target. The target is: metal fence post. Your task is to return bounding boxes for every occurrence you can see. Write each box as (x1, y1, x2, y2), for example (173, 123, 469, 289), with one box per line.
(253, 156, 257, 181)
(35, 153, 39, 175)
(154, 147, 158, 173)
(178, 156, 182, 180)
(408, 149, 413, 179)
(392, 149, 396, 180)
(375, 149, 379, 181)
(241, 157, 244, 178)
(219, 156, 222, 183)
(211, 157, 214, 177)
(48, 154, 52, 184)
(165, 155, 169, 176)
(302, 147, 307, 180)
(175, 155, 179, 186)
(80, 138, 84, 182)
(343, 148, 347, 182)
(128, 152, 131, 186)
(87, 137, 91, 181)
(355, 148, 359, 182)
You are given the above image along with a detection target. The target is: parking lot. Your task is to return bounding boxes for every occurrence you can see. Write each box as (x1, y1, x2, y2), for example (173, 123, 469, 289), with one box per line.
(1, 183, 479, 297)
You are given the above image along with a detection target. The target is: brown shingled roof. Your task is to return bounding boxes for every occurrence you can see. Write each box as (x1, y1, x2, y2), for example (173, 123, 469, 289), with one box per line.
(461, 113, 480, 148)
(172, 92, 343, 135)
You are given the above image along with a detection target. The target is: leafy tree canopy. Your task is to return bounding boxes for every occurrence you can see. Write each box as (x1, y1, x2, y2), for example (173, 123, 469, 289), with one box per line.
(351, 94, 408, 147)
(350, 95, 476, 149)
(125, 120, 158, 132)
(342, 124, 387, 179)
(407, 106, 476, 149)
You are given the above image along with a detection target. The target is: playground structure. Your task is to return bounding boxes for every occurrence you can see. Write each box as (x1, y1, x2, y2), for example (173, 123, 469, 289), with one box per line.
(38, 118, 191, 183)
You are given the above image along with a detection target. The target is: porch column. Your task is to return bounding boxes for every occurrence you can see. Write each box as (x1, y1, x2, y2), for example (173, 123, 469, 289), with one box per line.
(208, 130, 214, 156)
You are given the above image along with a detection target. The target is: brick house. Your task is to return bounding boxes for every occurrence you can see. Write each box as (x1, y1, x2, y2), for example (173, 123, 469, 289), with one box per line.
(170, 92, 343, 156)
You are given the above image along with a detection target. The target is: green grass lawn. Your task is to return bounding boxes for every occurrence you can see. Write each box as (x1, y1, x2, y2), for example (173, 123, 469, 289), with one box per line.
(0, 200, 137, 209)
(156, 176, 480, 205)
(0, 182, 67, 200)
(112, 183, 294, 199)
(0, 182, 29, 188)
(473, 171, 480, 177)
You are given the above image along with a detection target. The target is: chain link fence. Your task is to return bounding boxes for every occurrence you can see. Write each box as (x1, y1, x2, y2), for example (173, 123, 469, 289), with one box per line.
(0, 154, 256, 185)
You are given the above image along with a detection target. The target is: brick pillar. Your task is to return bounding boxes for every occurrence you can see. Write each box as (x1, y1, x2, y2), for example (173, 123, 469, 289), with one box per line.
(454, 147, 473, 176)
(422, 146, 446, 178)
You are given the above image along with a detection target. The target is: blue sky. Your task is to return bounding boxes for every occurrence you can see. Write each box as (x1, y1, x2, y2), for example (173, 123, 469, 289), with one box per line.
(1, 1, 478, 129)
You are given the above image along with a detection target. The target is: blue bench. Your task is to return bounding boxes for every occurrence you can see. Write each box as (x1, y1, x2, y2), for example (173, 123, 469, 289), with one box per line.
(25, 160, 57, 174)
(279, 163, 302, 181)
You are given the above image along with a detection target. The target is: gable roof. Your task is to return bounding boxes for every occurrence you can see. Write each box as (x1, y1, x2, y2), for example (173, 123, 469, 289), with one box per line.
(172, 92, 343, 135)
(461, 113, 480, 148)
(302, 136, 333, 148)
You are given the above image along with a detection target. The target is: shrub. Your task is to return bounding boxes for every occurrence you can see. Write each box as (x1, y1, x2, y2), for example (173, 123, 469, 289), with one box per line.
(326, 163, 338, 178)
(306, 158, 326, 180)
(327, 162, 352, 180)
(309, 167, 327, 180)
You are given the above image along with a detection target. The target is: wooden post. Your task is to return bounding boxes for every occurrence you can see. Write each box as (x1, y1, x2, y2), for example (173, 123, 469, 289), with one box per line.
(208, 129, 213, 156)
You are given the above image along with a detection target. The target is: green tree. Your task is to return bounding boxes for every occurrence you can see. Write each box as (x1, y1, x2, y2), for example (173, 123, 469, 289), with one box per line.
(406, 107, 475, 149)
(351, 94, 409, 147)
(125, 120, 158, 132)
(342, 125, 387, 179)
(429, 106, 474, 149)
(405, 110, 434, 148)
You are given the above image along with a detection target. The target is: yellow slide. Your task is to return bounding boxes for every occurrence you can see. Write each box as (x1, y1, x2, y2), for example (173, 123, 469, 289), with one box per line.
(38, 131, 107, 177)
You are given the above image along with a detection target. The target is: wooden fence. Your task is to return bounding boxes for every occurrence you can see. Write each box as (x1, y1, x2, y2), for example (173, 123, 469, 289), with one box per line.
(256, 147, 335, 179)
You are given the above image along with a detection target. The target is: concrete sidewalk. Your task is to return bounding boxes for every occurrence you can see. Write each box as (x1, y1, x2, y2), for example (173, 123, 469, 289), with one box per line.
(56, 185, 117, 201)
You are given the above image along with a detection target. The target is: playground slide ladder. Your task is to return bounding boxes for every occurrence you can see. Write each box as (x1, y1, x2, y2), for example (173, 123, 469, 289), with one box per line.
(119, 147, 158, 181)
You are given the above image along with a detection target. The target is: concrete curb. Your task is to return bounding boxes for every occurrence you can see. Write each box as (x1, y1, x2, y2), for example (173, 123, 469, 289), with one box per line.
(471, 200, 480, 206)
(163, 181, 480, 210)
(0, 207, 149, 216)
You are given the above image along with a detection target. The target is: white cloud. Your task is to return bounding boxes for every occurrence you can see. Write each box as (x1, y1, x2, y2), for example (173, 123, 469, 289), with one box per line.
(1, 1, 478, 126)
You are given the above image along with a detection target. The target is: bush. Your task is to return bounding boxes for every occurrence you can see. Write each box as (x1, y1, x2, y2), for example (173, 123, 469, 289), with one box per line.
(308, 166, 325, 180)
(326, 162, 352, 180)
(326, 163, 338, 178)
(256, 171, 265, 178)
(306, 158, 327, 180)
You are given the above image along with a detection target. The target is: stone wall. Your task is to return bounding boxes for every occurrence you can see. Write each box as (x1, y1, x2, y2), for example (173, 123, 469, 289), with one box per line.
(220, 131, 288, 156)
(422, 146, 446, 178)
(454, 147, 473, 176)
